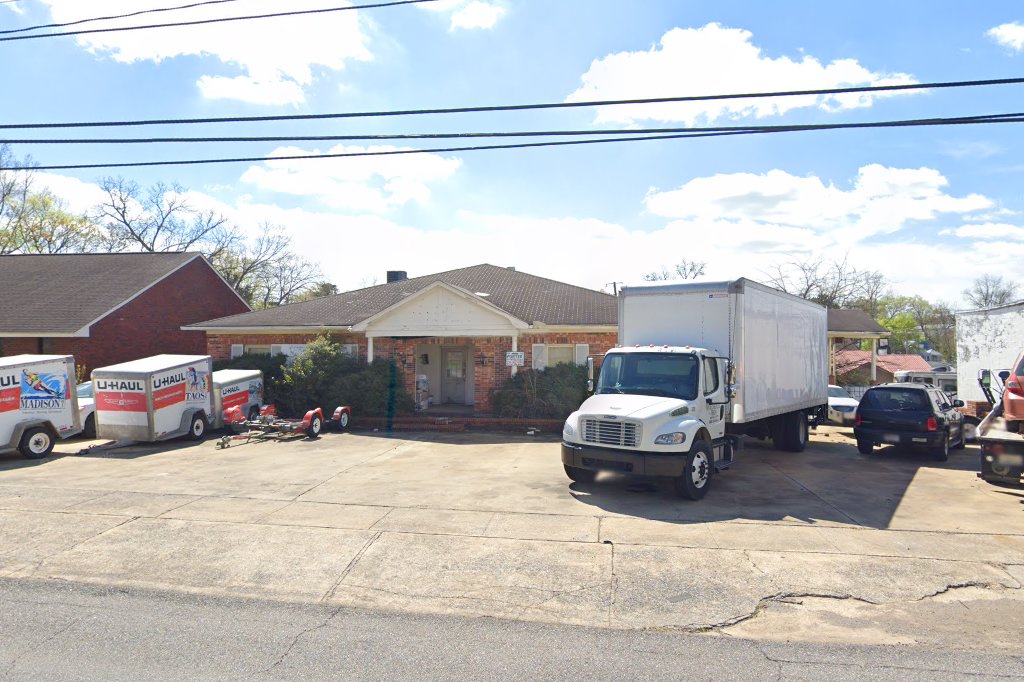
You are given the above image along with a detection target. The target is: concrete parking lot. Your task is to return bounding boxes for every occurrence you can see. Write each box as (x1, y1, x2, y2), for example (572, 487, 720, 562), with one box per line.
(0, 426, 1021, 652)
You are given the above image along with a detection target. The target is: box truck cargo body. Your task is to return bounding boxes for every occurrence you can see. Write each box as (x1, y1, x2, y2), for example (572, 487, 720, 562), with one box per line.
(562, 278, 828, 500)
(93, 355, 213, 442)
(211, 369, 264, 428)
(0, 355, 81, 458)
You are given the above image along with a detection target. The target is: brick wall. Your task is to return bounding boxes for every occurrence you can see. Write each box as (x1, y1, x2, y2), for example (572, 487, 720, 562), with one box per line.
(0, 258, 250, 375)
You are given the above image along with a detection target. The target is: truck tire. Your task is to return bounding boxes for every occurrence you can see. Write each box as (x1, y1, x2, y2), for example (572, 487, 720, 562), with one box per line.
(19, 427, 54, 459)
(773, 410, 808, 452)
(564, 464, 596, 483)
(188, 414, 207, 441)
(673, 442, 712, 500)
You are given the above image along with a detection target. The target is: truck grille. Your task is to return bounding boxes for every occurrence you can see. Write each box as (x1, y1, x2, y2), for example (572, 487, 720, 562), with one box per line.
(581, 418, 640, 447)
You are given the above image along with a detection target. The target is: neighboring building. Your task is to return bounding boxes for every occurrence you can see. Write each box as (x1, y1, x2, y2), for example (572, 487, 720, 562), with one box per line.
(0, 253, 250, 373)
(827, 309, 890, 384)
(833, 350, 932, 385)
(956, 300, 1024, 406)
(186, 264, 618, 413)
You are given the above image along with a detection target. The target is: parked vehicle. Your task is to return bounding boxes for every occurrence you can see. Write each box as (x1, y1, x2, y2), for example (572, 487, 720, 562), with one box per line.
(1001, 349, 1024, 433)
(853, 383, 965, 461)
(827, 385, 859, 425)
(893, 369, 958, 395)
(561, 278, 828, 500)
(977, 369, 1023, 485)
(0, 355, 82, 458)
(211, 369, 264, 428)
(92, 355, 214, 442)
(76, 381, 96, 438)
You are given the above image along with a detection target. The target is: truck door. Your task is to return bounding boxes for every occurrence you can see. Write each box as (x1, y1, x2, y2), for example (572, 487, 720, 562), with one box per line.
(702, 356, 728, 440)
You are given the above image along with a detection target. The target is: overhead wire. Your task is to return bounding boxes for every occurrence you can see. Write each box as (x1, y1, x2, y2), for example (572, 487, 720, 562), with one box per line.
(0, 0, 249, 35)
(2, 76, 1024, 130)
(0, 0, 440, 42)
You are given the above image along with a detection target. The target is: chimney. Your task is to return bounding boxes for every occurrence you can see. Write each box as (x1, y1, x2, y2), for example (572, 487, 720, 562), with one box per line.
(387, 270, 408, 283)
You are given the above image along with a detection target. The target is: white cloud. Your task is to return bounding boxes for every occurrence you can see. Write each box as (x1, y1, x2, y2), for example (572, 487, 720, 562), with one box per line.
(419, 0, 506, 31)
(35, 0, 373, 105)
(988, 22, 1024, 52)
(238, 145, 462, 213)
(32, 173, 110, 214)
(567, 24, 917, 125)
(948, 223, 1024, 240)
(645, 164, 991, 245)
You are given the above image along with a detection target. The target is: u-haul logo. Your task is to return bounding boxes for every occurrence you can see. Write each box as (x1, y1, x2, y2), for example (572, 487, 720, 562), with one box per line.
(0, 374, 17, 388)
(154, 372, 186, 390)
(96, 379, 144, 392)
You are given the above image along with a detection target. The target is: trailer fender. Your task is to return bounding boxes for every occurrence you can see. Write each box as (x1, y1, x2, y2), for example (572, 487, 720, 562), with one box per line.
(178, 409, 210, 441)
(9, 420, 59, 450)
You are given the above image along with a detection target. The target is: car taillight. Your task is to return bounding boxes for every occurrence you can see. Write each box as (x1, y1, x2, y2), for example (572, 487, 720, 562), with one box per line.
(855, 414, 862, 426)
(1007, 379, 1024, 397)
(926, 416, 938, 431)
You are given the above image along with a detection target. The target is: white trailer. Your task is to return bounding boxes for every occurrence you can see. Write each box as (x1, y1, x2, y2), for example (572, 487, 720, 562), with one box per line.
(211, 369, 264, 428)
(956, 302, 1024, 404)
(562, 278, 828, 499)
(92, 355, 214, 442)
(0, 355, 81, 458)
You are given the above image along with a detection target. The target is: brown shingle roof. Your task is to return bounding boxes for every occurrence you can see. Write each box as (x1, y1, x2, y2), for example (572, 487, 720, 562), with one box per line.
(190, 264, 618, 329)
(0, 252, 201, 335)
(834, 350, 932, 375)
(828, 309, 888, 334)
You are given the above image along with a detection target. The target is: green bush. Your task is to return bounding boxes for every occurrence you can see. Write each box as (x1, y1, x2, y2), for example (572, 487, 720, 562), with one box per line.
(276, 335, 415, 418)
(213, 353, 288, 404)
(489, 364, 589, 419)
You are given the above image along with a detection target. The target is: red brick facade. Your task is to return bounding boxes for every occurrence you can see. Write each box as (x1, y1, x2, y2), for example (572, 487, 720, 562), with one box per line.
(206, 330, 618, 414)
(0, 258, 249, 375)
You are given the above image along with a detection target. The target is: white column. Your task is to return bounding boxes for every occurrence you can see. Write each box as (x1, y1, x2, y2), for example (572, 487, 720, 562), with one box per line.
(511, 335, 518, 377)
(367, 336, 374, 362)
(870, 337, 878, 384)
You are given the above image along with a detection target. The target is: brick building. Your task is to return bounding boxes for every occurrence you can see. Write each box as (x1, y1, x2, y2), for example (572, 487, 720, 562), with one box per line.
(186, 264, 618, 413)
(0, 253, 250, 374)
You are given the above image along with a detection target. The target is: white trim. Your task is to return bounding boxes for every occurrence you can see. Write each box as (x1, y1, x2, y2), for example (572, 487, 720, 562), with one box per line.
(527, 323, 617, 333)
(352, 281, 529, 333)
(183, 325, 354, 333)
(0, 330, 89, 338)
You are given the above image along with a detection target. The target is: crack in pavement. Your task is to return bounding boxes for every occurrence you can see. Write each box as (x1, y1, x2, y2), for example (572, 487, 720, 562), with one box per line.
(757, 643, 1024, 679)
(320, 531, 383, 603)
(603, 539, 616, 627)
(292, 442, 408, 501)
(254, 605, 344, 677)
(2, 615, 82, 679)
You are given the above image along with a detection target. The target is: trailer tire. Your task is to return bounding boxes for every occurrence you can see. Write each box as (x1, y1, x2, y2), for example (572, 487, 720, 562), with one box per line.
(306, 415, 322, 438)
(564, 464, 596, 484)
(188, 414, 207, 441)
(773, 410, 808, 453)
(673, 441, 712, 500)
(338, 409, 350, 430)
(19, 427, 54, 459)
(83, 413, 96, 439)
(247, 406, 260, 422)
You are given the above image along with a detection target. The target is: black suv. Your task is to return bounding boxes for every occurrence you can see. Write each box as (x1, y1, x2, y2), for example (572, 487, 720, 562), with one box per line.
(853, 383, 965, 461)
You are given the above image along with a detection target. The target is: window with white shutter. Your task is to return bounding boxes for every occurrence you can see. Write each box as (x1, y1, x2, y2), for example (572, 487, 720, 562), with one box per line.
(574, 344, 590, 366)
(531, 344, 547, 370)
(230, 344, 244, 359)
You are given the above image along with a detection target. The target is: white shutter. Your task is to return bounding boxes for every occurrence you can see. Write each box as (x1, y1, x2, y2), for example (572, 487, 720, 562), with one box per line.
(574, 344, 590, 366)
(230, 344, 244, 359)
(531, 344, 547, 370)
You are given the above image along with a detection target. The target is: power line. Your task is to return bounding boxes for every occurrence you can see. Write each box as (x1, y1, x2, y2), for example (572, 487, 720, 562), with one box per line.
(0, 0, 248, 35)
(3, 112, 1022, 145)
(7, 115, 1024, 172)
(3, 76, 1024, 130)
(0, 0, 440, 42)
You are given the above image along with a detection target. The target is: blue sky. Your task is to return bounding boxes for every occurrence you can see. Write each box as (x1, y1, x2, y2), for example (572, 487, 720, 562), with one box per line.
(4, 0, 1024, 304)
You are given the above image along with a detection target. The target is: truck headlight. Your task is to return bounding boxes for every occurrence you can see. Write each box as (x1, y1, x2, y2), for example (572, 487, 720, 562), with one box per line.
(563, 422, 575, 439)
(654, 432, 686, 445)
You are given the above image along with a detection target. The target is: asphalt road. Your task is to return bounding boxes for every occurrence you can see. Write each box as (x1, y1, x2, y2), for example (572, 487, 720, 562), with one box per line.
(1, 579, 1021, 681)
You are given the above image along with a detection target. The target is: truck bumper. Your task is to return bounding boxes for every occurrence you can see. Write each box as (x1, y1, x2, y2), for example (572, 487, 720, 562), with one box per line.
(561, 442, 687, 477)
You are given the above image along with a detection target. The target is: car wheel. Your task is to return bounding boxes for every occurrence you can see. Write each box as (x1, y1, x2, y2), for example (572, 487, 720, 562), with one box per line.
(564, 464, 596, 483)
(932, 430, 950, 462)
(188, 414, 207, 441)
(673, 442, 712, 500)
(856, 438, 874, 455)
(951, 424, 966, 450)
(19, 427, 54, 459)
(83, 413, 96, 439)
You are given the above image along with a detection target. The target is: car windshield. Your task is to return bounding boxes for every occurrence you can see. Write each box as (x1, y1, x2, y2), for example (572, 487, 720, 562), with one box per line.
(828, 386, 852, 399)
(861, 388, 929, 411)
(596, 352, 699, 400)
(76, 382, 93, 399)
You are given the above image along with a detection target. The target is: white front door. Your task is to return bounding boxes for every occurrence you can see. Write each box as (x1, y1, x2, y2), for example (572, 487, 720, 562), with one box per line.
(442, 349, 466, 404)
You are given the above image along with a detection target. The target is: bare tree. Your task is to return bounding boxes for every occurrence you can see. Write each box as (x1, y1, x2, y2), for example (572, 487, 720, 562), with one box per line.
(963, 274, 1019, 309)
(643, 258, 707, 282)
(249, 254, 324, 309)
(764, 255, 886, 309)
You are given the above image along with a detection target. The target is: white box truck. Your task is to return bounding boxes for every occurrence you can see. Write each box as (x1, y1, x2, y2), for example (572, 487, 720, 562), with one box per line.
(93, 355, 214, 442)
(0, 354, 82, 458)
(562, 278, 828, 500)
(211, 369, 264, 428)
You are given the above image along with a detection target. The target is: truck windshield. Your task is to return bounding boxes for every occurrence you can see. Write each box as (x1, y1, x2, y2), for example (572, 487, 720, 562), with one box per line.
(596, 353, 699, 400)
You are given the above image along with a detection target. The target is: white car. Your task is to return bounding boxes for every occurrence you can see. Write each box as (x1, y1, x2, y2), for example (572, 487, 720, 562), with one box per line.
(827, 384, 859, 425)
(76, 382, 96, 438)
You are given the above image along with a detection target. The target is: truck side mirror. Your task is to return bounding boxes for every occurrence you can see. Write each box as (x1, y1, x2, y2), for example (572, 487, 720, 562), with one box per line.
(980, 370, 991, 388)
(586, 357, 594, 393)
(953, 399, 965, 408)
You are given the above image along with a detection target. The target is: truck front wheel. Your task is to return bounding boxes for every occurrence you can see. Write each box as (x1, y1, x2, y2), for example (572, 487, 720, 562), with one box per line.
(19, 427, 54, 459)
(564, 464, 596, 484)
(674, 442, 712, 500)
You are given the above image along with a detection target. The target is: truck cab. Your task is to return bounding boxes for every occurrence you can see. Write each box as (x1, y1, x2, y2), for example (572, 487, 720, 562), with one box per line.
(561, 345, 733, 500)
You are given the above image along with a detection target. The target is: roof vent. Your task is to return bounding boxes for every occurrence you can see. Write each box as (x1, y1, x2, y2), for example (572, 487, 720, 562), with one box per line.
(386, 270, 408, 283)
(506, 266, 515, 271)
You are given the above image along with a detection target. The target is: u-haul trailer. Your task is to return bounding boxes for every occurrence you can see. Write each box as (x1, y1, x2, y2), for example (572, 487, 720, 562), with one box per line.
(92, 355, 214, 442)
(0, 354, 81, 458)
(211, 369, 264, 428)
